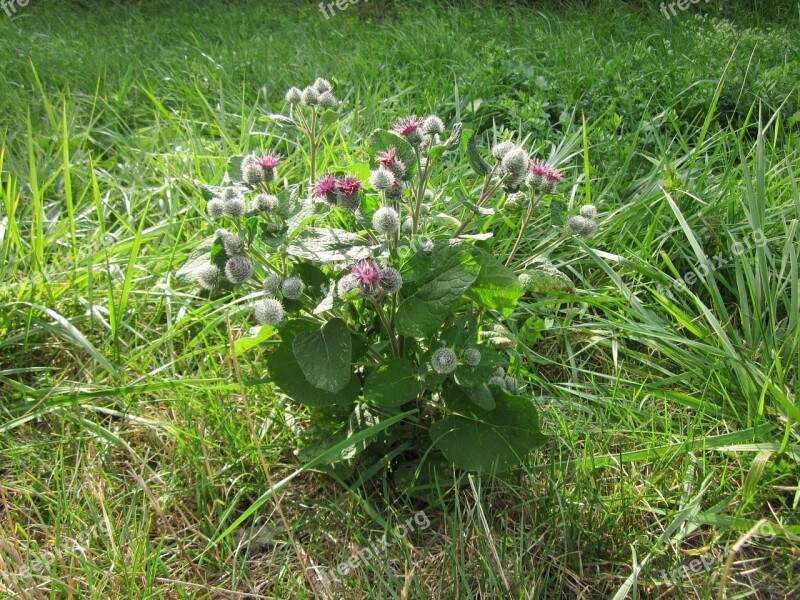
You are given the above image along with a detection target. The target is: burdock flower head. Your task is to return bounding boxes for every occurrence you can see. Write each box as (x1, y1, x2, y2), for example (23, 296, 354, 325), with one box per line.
(527, 159, 563, 195)
(379, 266, 403, 294)
(281, 276, 305, 299)
(285, 86, 303, 104)
(431, 347, 458, 374)
(196, 264, 221, 290)
(372, 206, 400, 234)
(255, 193, 279, 212)
(257, 153, 283, 182)
(422, 115, 445, 136)
(351, 259, 382, 296)
(369, 167, 396, 193)
(301, 86, 320, 106)
(568, 215, 598, 238)
(375, 146, 406, 180)
(241, 154, 264, 185)
(500, 147, 531, 188)
(335, 176, 362, 211)
(207, 198, 225, 219)
(254, 298, 284, 326)
(222, 188, 246, 218)
(224, 255, 254, 284)
(313, 174, 339, 204)
(393, 116, 424, 146)
(492, 140, 516, 160)
(463, 348, 482, 367)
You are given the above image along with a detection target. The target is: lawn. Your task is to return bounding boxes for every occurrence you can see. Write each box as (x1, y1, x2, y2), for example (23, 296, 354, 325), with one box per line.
(1, 0, 799, 598)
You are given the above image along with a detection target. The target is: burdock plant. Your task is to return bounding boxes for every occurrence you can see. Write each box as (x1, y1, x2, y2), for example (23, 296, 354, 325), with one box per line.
(176, 77, 599, 485)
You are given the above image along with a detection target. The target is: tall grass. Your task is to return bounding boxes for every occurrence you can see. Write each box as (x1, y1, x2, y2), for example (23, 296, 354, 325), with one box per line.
(1, 1, 798, 598)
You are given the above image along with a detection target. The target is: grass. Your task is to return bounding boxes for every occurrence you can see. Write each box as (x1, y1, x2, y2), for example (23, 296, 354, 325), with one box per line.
(1, 0, 799, 598)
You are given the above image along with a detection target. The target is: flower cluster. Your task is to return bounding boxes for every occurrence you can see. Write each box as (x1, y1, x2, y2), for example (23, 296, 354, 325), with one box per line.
(177, 78, 600, 478)
(252, 273, 306, 326)
(337, 259, 403, 298)
(568, 204, 599, 237)
(285, 77, 338, 109)
(312, 174, 363, 211)
(241, 152, 284, 185)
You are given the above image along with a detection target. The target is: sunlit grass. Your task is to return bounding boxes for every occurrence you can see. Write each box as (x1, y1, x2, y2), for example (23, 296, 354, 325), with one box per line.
(1, 1, 798, 598)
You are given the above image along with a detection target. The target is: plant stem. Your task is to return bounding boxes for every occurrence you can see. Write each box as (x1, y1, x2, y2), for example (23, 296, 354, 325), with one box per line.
(453, 169, 509, 237)
(504, 192, 537, 267)
(309, 107, 317, 187)
(372, 298, 399, 357)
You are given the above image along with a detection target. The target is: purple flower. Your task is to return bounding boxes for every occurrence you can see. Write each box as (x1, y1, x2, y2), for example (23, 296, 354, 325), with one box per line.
(352, 259, 381, 285)
(313, 174, 338, 203)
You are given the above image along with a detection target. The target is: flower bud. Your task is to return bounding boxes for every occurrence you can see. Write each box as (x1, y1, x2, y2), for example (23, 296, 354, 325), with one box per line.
(492, 141, 516, 160)
(223, 195, 246, 218)
(336, 274, 360, 299)
(225, 255, 254, 284)
(379, 266, 403, 294)
(197, 264, 221, 290)
(301, 86, 320, 106)
(243, 163, 264, 185)
(372, 206, 400, 234)
(318, 91, 337, 109)
(503, 376, 521, 394)
(285, 87, 302, 103)
(568, 215, 597, 237)
(463, 348, 481, 367)
(422, 115, 445, 135)
(488, 367, 506, 386)
(220, 231, 245, 256)
(579, 204, 597, 219)
(369, 167, 396, 192)
(254, 298, 284, 325)
(503, 194, 524, 213)
(501, 148, 530, 187)
(262, 273, 283, 296)
(255, 193, 279, 212)
(281, 276, 305, 299)
(431, 347, 457, 374)
(313, 77, 333, 94)
(207, 198, 225, 219)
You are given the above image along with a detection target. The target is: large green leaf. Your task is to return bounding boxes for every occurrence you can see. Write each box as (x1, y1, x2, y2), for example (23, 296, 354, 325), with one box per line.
(292, 318, 352, 393)
(363, 358, 422, 408)
(466, 132, 491, 176)
(464, 249, 523, 316)
(368, 129, 417, 181)
(429, 385, 546, 472)
(267, 341, 359, 407)
(459, 383, 495, 410)
(176, 236, 215, 284)
(286, 227, 374, 262)
(396, 243, 481, 338)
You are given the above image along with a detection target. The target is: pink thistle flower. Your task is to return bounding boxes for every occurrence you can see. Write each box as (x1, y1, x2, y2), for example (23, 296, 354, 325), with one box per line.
(393, 116, 421, 138)
(376, 146, 397, 167)
(529, 159, 563, 181)
(336, 176, 362, 197)
(528, 159, 563, 195)
(257, 154, 283, 170)
(351, 259, 382, 295)
(313, 174, 338, 202)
